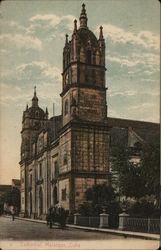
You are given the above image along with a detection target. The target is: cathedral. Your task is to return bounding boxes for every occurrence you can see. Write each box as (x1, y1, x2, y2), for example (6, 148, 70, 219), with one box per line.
(20, 4, 159, 218)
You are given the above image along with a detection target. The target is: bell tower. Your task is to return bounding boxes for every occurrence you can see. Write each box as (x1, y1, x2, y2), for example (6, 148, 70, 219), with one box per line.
(59, 4, 109, 214)
(21, 87, 48, 161)
(61, 3, 107, 127)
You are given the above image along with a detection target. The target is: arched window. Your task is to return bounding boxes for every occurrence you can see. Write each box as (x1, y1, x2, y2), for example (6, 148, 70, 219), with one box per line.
(64, 100, 68, 115)
(63, 152, 68, 165)
(86, 49, 91, 64)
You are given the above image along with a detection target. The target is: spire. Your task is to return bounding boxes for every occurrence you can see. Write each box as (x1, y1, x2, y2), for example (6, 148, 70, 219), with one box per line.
(99, 26, 104, 40)
(46, 107, 48, 118)
(74, 19, 77, 32)
(26, 104, 28, 111)
(32, 86, 38, 107)
(79, 3, 88, 28)
(65, 34, 68, 45)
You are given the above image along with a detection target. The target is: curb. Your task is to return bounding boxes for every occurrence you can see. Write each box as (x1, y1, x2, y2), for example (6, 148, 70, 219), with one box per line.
(3, 215, 160, 241)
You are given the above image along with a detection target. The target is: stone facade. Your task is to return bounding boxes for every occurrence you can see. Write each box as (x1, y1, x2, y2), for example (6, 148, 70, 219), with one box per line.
(19, 4, 159, 218)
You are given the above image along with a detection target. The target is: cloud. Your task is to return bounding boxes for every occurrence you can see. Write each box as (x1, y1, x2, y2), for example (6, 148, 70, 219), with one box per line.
(109, 90, 137, 97)
(8, 21, 26, 32)
(27, 14, 76, 36)
(17, 61, 61, 82)
(107, 56, 140, 67)
(0, 34, 42, 51)
(99, 24, 159, 51)
(106, 49, 159, 82)
(30, 14, 61, 25)
(0, 49, 8, 55)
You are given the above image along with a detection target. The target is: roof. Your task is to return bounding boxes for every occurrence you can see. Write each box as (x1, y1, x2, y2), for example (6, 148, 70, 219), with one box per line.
(77, 28, 98, 48)
(108, 117, 160, 147)
(107, 117, 160, 130)
(27, 106, 45, 118)
(0, 185, 11, 193)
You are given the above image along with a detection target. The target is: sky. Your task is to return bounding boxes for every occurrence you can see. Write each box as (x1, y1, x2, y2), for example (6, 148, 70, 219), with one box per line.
(0, 0, 160, 184)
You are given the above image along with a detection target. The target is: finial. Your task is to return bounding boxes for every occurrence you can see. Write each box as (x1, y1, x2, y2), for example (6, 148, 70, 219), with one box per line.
(99, 26, 104, 40)
(26, 104, 28, 111)
(74, 19, 77, 31)
(65, 34, 68, 44)
(82, 3, 86, 12)
(79, 3, 88, 28)
(32, 86, 38, 107)
(46, 107, 48, 114)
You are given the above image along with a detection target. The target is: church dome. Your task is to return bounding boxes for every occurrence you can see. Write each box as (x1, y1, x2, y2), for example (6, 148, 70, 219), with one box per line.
(28, 106, 45, 119)
(77, 28, 98, 48)
(24, 87, 47, 120)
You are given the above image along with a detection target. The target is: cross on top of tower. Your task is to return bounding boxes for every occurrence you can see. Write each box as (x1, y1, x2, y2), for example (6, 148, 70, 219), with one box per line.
(99, 26, 104, 40)
(32, 86, 38, 107)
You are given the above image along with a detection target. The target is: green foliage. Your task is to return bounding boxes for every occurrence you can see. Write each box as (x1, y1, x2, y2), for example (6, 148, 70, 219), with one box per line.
(4, 187, 20, 210)
(110, 137, 160, 202)
(127, 199, 160, 218)
(78, 202, 102, 216)
(78, 184, 119, 216)
(119, 164, 147, 198)
(85, 184, 116, 206)
(140, 139, 160, 200)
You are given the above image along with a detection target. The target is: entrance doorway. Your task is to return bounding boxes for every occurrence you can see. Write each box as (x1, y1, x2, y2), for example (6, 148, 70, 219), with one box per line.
(53, 185, 57, 205)
(30, 192, 32, 216)
(39, 186, 43, 216)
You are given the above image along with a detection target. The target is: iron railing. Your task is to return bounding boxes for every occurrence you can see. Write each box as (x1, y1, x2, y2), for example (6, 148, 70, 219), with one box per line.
(126, 217, 160, 234)
(77, 216, 100, 227)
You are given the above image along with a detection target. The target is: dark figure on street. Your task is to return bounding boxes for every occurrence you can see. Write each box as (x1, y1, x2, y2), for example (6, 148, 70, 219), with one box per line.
(46, 207, 55, 228)
(11, 207, 15, 221)
(46, 204, 67, 229)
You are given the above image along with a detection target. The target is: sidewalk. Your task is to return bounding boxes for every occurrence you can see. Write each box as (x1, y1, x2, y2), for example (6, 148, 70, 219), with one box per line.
(4, 215, 160, 241)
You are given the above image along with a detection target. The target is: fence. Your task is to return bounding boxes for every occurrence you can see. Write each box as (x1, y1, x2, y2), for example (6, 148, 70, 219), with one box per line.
(125, 217, 160, 234)
(76, 216, 100, 227)
(72, 213, 160, 234)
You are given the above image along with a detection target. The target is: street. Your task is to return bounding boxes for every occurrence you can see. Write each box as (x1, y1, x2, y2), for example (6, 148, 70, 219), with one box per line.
(0, 216, 159, 250)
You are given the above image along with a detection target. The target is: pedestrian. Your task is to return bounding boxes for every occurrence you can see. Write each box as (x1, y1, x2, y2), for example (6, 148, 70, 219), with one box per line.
(11, 207, 15, 221)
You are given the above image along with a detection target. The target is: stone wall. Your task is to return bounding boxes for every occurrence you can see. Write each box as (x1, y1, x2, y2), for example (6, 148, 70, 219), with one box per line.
(58, 128, 71, 174)
(71, 126, 109, 172)
(79, 88, 107, 122)
(58, 178, 70, 210)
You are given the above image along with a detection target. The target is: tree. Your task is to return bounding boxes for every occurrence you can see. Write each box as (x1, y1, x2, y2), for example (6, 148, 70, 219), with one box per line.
(110, 136, 160, 203)
(4, 187, 20, 211)
(85, 184, 116, 206)
(78, 184, 120, 216)
(110, 139, 146, 199)
(140, 139, 160, 205)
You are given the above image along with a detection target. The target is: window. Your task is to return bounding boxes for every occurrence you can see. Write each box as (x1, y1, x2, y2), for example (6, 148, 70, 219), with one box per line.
(64, 100, 68, 115)
(54, 161, 59, 177)
(39, 163, 42, 178)
(63, 153, 68, 165)
(86, 49, 91, 64)
(62, 188, 66, 201)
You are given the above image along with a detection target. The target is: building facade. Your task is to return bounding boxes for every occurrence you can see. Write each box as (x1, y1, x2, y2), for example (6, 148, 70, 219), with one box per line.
(20, 4, 160, 219)
(20, 4, 110, 218)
